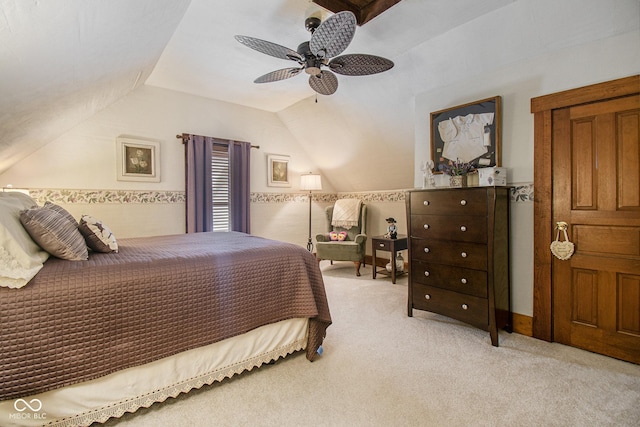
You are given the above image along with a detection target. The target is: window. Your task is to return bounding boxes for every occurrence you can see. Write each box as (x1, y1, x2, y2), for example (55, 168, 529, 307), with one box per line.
(185, 135, 250, 234)
(211, 144, 230, 231)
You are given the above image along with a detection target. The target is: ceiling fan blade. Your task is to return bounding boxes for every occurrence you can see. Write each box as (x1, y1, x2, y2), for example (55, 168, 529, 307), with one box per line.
(308, 70, 338, 95)
(235, 35, 302, 62)
(309, 11, 356, 59)
(254, 68, 303, 83)
(328, 54, 394, 76)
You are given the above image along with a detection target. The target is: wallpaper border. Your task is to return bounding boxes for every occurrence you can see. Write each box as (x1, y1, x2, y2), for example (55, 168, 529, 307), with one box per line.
(511, 184, 534, 202)
(27, 184, 533, 205)
(29, 189, 186, 204)
(253, 184, 533, 203)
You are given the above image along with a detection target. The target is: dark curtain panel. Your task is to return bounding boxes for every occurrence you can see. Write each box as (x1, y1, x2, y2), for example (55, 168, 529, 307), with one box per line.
(185, 135, 251, 234)
(229, 140, 251, 233)
(185, 135, 213, 233)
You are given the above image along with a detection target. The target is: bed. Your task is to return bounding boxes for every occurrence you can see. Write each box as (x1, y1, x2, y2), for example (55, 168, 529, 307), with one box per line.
(0, 192, 331, 426)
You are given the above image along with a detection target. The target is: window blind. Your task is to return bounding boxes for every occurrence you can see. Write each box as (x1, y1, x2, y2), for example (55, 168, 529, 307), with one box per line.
(211, 145, 230, 232)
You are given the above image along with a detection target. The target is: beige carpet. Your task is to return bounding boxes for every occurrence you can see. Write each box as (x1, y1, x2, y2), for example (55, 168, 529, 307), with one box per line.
(103, 262, 640, 427)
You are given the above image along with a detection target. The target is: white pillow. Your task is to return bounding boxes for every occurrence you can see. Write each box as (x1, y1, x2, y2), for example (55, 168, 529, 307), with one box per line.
(0, 192, 50, 289)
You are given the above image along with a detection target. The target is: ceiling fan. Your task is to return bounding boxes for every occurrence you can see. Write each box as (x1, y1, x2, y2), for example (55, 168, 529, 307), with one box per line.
(235, 11, 394, 96)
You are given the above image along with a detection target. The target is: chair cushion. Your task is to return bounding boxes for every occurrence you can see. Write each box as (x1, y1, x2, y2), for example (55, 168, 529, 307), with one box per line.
(316, 241, 364, 262)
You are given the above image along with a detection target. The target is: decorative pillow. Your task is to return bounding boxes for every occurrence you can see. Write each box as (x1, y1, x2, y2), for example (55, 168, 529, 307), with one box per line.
(43, 201, 78, 227)
(329, 231, 348, 241)
(0, 193, 49, 288)
(79, 215, 118, 253)
(20, 207, 88, 261)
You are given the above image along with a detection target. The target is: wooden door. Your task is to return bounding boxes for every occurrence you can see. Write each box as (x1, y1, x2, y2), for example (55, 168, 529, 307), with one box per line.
(551, 94, 640, 363)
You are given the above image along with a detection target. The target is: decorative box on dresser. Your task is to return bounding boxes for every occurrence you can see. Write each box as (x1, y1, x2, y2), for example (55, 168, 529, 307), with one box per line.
(405, 187, 511, 346)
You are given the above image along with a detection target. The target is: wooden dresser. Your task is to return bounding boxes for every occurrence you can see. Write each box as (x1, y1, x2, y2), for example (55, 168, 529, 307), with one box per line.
(405, 187, 511, 346)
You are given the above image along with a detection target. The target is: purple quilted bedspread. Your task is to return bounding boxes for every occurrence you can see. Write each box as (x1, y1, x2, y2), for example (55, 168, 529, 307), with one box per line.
(0, 232, 331, 400)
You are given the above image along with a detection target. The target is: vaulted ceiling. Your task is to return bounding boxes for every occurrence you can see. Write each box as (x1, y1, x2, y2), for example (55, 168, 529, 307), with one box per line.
(0, 0, 519, 188)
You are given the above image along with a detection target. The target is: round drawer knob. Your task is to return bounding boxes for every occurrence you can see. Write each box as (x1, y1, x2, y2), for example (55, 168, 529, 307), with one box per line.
(460, 226, 467, 232)
(379, 243, 385, 247)
(424, 271, 430, 277)
(460, 200, 467, 206)
(423, 200, 430, 206)
(461, 252, 467, 258)
(425, 294, 431, 300)
(424, 247, 430, 253)
(461, 278, 467, 284)
(462, 304, 468, 310)
(423, 224, 429, 229)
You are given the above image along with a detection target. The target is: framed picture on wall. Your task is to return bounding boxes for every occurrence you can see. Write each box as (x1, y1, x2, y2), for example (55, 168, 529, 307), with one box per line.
(116, 137, 161, 182)
(430, 96, 502, 173)
(267, 154, 290, 187)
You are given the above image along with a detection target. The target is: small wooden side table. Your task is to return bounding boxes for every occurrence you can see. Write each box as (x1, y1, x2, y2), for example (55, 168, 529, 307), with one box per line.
(372, 235, 408, 284)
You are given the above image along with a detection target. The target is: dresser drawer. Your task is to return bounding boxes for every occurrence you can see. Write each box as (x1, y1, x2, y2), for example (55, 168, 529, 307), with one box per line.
(411, 284, 489, 330)
(372, 238, 408, 252)
(410, 214, 487, 243)
(411, 238, 487, 270)
(410, 189, 487, 216)
(411, 260, 487, 298)
(373, 239, 391, 251)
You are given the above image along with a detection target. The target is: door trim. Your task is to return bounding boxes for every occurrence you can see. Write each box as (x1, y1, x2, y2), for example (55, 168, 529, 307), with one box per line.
(530, 75, 640, 342)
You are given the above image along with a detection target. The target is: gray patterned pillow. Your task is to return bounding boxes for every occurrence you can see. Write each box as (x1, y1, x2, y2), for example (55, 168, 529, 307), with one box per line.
(43, 201, 78, 227)
(78, 215, 118, 253)
(20, 207, 88, 261)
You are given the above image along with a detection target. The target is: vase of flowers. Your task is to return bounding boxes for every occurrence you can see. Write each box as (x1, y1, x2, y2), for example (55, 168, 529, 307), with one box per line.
(442, 158, 475, 188)
(449, 175, 467, 188)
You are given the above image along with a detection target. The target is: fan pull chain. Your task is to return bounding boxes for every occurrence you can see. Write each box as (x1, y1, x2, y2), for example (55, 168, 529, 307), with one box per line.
(315, 93, 318, 103)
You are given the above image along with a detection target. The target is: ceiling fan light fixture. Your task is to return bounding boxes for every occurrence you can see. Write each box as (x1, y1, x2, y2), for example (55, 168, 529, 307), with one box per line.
(303, 55, 323, 76)
(305, 66, 321, 76)
(305, 16, 321, 33)
(304, 3, 329, 24)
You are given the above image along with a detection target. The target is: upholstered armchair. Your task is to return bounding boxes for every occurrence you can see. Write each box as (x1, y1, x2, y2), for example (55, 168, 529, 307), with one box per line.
(315, 201, 367, 276)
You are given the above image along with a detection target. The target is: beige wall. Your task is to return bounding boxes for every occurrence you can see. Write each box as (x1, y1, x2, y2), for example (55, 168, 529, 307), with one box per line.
(60, 202, 184, 238)
(0, 84, 335, 195)
(251, 191, 408, 252)
(414, 28, 639, 317)
(0, 81, 408, 259)
(23, 188, 407, 257)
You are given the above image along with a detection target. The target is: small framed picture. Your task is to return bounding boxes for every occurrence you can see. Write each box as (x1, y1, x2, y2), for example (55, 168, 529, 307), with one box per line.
(430, 96, 502, 173)
(116, 137, 160, 182)
(267, 154, 290, 187)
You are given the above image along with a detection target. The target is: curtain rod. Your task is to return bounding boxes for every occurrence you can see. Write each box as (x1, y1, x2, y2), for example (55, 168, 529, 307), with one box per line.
(176, 134, 259, 149)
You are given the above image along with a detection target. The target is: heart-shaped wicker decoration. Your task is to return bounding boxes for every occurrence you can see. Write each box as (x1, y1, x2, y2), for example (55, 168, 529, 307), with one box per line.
(550, 240, 574, 260)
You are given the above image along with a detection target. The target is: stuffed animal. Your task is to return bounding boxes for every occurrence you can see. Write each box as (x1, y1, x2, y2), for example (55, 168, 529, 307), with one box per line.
(329, 231, 348, 241)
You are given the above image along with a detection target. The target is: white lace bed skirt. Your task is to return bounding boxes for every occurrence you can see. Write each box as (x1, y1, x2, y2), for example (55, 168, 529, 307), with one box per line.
(0, 318, 309, 427)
